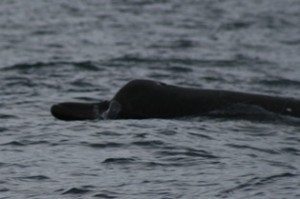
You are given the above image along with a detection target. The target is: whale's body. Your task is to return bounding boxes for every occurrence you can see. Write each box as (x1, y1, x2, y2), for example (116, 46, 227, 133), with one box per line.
(51, 79, 300, 121)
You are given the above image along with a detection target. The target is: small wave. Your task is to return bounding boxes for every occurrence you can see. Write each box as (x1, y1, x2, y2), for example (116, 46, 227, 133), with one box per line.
(93, 190, 120, 198)
(280, 147, 300, 155)
(2, 141, 25, 146)
(108, 54, 272, 68)
(159, 130, 178, 136)
(157, 148, 218, 159)
(173, 39, 198, 48)
(2, 61, 102, 71)
(0, 187, 9, 192)
(226, 143, 279, 155)
(220, 20, 253, 30)
(69, 80, 97, 88)
(143, 161, 184, 167)
(94, 193, 117, 198)
(259, 78, 300, 88)
(0, 127, 8, 133)
(149, 39, 199, 49)
(0, 162, 28, 168)
(263, 160, 297, 170)
(15, 175, 50, 182)
(218, 172, 297, 197)
(72, 61, 103, 71)
(257, 14, 294, 30)
(62, 187, 91, 195)
(167, 66, 193, 73)
(188, 132, 214, 140)
(0, 162, 8, 167)
(2, 76, 34, 87)
(131, 140, 165, 147)
(84, 142, 124, 148)
(2, 140, 50, 147)
(281, 39, 300, 46)
(0, 114, 18, 119)
(2, 62, 63, 70)
(102, 157, 136, 164)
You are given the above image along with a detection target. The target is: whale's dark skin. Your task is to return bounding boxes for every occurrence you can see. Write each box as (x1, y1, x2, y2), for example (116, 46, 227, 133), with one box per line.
(51, 79, 300, 121)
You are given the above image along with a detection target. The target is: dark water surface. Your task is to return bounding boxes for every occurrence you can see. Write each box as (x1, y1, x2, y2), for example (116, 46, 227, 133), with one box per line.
(1, 0, 300, 198)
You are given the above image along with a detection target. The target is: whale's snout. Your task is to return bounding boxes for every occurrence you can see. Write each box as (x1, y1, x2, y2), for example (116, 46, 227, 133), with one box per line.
(50, 102, 103, 121)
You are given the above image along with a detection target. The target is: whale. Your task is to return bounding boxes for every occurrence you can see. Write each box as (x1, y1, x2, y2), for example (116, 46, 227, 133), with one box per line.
(51, 79, 300, 121)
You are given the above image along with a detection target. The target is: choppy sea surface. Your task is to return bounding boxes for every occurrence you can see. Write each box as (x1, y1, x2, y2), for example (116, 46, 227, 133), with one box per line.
(1, 0, 300, 198)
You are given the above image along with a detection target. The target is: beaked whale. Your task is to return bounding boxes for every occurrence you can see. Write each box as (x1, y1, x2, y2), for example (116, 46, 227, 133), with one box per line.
(51, 79, 300, 121)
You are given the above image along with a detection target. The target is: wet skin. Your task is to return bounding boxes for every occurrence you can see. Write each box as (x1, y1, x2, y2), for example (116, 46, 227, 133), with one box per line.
(51, 79, 300, 121)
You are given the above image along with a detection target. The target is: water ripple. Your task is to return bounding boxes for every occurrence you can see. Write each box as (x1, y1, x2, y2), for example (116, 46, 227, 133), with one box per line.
(0, 114, 17, 119)
(218, 173, 297, 197)
(15, 175, 50, 182)
(259, 78, 300, 88)
(157, 148, 218, 159)
(226, 143, 279, 155)
(107, 55, 272, 68)
(2, 61, 102, 71)
(62, 187, 91, 195)
(94, 193, 117, 198)
(2, 140, 50, 147)
(83, 142, 124, 149)
(280, 147, 300, 155)
(131, 140, 165, 148)
(102, 157, 137, 164)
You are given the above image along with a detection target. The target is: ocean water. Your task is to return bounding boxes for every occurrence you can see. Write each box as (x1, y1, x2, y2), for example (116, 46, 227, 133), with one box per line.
(1, 0, 300, 198)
